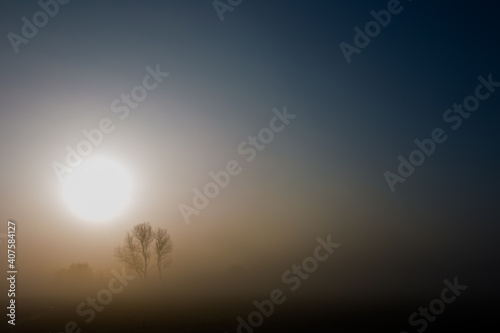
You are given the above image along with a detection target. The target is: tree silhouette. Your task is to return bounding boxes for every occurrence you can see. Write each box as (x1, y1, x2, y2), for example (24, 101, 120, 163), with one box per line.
(55, 262, 92, 279)
(115, 222, 172, 281)
(115, 231, 146, 280)
(154, 227, 173, 282)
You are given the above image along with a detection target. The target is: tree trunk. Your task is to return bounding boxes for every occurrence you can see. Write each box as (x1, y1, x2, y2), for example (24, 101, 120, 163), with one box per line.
(157, 261, 163, 282)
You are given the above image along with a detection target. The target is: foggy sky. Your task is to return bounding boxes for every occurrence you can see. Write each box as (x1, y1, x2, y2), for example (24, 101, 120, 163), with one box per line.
(1, 0, 499, 308)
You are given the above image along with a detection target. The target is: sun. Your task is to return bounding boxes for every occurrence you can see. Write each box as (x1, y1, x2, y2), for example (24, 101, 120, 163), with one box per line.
(63, 157, 133, 221)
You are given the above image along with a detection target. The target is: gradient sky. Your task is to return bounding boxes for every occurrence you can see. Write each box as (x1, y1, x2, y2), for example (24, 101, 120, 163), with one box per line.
(1, 0, 499, 305)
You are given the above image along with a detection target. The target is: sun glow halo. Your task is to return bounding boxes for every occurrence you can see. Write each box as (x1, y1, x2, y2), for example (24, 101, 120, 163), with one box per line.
(63, 157, 133, 221)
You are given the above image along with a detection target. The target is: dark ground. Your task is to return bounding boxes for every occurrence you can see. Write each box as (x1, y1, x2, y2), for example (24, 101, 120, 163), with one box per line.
(5, 294, 498, 332)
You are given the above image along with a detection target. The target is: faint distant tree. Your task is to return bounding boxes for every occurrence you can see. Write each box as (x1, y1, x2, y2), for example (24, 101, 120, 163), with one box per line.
(154, 227, 173, 282)
(115, 222, 173, 281)
(68, 262, 92, 278)
(55, 262, 93, 284)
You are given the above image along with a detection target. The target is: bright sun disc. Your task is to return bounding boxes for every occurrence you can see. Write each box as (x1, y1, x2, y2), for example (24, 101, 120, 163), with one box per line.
(63, 157, 133, 221)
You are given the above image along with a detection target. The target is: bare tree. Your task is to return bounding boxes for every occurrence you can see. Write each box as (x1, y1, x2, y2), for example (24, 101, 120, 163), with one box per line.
(55, 262, 93, 282)
(115, 231, 146, 279)
(133, 222, 155, 280)
(115, 222, 173, 281)
(154, 227, 173, 281)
